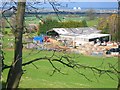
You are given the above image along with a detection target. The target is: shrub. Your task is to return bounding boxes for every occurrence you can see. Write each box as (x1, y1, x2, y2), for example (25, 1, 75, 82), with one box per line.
(38, 18, 88, 34)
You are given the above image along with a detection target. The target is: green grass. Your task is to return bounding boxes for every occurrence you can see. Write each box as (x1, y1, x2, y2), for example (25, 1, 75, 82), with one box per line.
(2, 15, 118, 88)
(2, 34, 14, 48)
(25, 17, 40, 25)
(87, 19, 99, 27)
(2, 49, 118, 88)
(24, 15, 98, 27)
(4, 28, 11, 33)
(4, 15, 98, 34)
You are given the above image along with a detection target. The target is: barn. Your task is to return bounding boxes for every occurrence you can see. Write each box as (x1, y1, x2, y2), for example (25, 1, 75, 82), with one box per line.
(47, 27, 111, 46)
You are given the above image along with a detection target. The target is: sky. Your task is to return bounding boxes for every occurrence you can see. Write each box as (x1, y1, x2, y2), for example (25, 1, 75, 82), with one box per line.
(0, 0, 118, 9)
(54, 0, 118, 2)
(0, 0, 118, 2)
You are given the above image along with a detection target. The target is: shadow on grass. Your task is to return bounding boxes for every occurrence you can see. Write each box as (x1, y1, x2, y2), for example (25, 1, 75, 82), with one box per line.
(1, 82, 33, 90)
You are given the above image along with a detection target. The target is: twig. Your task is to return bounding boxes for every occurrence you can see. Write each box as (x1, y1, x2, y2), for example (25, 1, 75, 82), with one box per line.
(73, 68, 92, 82)
(32, 62, 38, 69)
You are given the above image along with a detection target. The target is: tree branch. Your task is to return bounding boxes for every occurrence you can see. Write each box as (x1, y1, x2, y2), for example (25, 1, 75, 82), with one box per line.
(2, 53, 120, 82)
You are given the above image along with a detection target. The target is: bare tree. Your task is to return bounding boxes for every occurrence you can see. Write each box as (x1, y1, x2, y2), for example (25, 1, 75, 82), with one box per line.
(9, 14, 17, 35)
(5, 0, 26, 88)
(117, 1, 120, 90)
(0, 18, 6, 33)
(97, 14, 118, 41)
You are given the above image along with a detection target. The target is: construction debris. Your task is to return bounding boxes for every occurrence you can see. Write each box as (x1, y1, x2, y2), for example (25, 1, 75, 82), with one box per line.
(24, 35, 119, 57)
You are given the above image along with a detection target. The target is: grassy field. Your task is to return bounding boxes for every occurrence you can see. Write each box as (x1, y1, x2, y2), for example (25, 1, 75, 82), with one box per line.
(2, 15, 118, 88)
(2, 48, 118, 88)
(24, 14, 98, 27)
(4, 14, 99, 36)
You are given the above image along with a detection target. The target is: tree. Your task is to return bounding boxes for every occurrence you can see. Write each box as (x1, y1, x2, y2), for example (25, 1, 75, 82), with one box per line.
(97, 14, 118, 41)
(86, 9, 95, 20)
(39, 17, 59, 34)
(39, 19, 88, 35)
(108, 14, 118, 41)
(82, 20, 88, 27)
(10, 15, 17, 35)
(118, 1, 120, 89)
(5, 1, 26, 88)
(0, 18, 7, 34)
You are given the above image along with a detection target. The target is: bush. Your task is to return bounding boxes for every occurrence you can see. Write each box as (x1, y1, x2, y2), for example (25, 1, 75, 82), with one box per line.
(38, 18, 59, 34)
(3, 31, 8, 35)
(59, 21, 84, 28)
(82, 20, 88, 27)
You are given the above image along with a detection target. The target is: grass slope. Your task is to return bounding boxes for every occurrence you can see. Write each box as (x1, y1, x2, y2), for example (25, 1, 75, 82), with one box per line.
(2, 49, 118, 88)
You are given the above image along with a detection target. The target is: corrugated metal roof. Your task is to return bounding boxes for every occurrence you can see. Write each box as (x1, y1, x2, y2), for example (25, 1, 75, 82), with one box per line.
(76, 34, 110, 39)
(48, 27, 101, 35)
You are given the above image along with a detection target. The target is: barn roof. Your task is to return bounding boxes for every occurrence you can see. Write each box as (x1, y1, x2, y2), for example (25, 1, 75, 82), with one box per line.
(76, 34, 110, 39)
(47, 27, 101, 35)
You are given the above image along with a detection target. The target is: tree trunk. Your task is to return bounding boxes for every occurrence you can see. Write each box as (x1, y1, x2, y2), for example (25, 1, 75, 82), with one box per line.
(118, 1, 120, 90)
(6, 1, 26, 89)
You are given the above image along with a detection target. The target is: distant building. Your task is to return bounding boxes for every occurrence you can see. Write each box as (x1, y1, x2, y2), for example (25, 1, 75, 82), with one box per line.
(73, 7, 77, 10)
(73, 7, 81, 10)
(78, 7, 81, 10)
(47, 27, 101, 36)
(47, 27, 111, 46)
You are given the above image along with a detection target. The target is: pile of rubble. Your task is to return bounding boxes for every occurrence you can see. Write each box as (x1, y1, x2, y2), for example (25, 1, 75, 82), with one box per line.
(24, 37, 119, 57)
(76, 42, 119, 57)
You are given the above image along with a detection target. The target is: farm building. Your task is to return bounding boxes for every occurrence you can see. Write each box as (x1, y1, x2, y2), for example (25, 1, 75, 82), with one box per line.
(47, 27, 111, 46)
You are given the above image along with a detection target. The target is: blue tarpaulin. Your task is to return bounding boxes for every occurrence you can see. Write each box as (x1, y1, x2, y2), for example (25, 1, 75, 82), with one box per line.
(33, 35, 44, 43)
